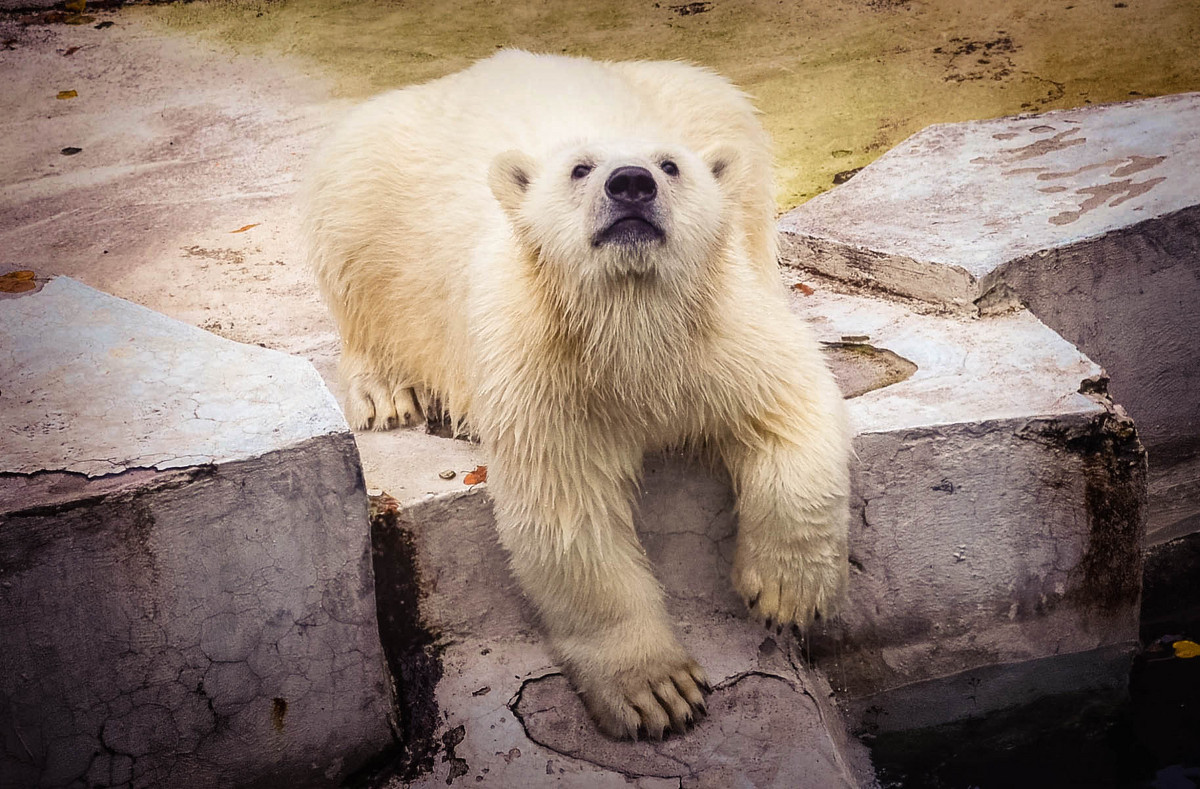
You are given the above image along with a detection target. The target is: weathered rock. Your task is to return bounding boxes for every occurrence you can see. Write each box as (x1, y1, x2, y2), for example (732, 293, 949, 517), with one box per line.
(0, 278, 394, 788)
(363, 461, 870, 788)
(778, 93, 1198, 546)
(790, 281, 1146, 731)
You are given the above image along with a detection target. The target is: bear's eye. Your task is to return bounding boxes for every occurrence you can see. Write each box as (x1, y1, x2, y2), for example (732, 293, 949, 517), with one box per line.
(660, 160, 679, 177)
(571, 163, 593, 180)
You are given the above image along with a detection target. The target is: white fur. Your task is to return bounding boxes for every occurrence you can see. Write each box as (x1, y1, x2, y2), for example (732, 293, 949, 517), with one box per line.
(303, 50, 850, 740)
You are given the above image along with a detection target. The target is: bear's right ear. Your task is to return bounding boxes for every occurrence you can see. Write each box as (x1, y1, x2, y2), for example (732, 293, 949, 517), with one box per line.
(489, 150, 538, 215)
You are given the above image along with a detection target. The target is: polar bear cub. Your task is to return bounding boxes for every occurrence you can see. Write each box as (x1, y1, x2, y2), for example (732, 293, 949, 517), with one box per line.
(304, 50, 850, 740)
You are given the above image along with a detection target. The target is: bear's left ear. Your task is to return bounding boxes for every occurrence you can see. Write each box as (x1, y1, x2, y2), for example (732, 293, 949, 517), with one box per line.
(702, 144, 742, 187)
(489, 150, 538, 216)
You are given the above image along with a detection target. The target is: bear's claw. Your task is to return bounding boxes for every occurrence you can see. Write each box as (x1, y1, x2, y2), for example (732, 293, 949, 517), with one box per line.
(340, 356, 424, 431)
(733, 545, 844, 630)
(580, 658, 709, 741)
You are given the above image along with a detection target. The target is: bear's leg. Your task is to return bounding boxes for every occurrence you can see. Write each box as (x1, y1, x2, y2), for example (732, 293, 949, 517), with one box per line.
(722, 429, 850, 628)
(491, 444, 709, 740)
(338, 352, 423, 430)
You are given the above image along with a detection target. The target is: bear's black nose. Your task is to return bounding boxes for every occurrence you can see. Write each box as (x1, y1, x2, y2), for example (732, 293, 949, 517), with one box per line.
(605, 166, 657, 205)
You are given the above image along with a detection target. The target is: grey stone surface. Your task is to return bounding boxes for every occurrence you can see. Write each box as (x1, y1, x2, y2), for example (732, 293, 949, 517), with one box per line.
(0, 279, 395, 787)
(1, 277, 346, 479)
(779, 93, 1199, 307)
(778, 93, 1198, 545)
(787, 281, 1146, 719)
(370, 462, 871, 788)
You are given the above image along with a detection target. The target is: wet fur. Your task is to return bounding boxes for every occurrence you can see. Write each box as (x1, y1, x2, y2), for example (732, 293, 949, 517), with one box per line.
(303, 50, 850, 740)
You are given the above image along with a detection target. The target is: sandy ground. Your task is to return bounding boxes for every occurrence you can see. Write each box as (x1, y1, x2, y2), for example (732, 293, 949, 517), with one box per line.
(1, 8, 348, 386)
(142, 0, 1200, 208)
(2, 0, 1198, 389)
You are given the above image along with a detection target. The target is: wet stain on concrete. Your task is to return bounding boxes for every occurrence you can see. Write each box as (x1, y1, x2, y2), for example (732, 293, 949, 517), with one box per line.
(350, 493, 446, 785)
(270, 697, 287, 732)
(1049, 177, 1167, 225)
(441, 725, 469, 785)
(1016, 410, 1147, 612)
(822, 341, 918, 398)
(972, 128, 1087, 166)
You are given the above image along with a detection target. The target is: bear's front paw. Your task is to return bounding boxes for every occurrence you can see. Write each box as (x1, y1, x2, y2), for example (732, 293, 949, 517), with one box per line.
(340, 356, 424, 431)
(578, 656, 709, 741)
(562, 634, 710, 741)
(732, 535, 847, 628)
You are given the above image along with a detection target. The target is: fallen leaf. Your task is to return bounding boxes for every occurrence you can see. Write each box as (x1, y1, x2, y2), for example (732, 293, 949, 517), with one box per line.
(0, 271, 37, 294)
(463, 465, 488, 485)
(230, 223, 260, 234)
(56, 89, 77, 100)
(94, 21, 113, 30)
(61, 46, 80, 56)
(1174, 640, 1200, 659)
(792, 282, 815, 296)
(61, 147, 82, 156)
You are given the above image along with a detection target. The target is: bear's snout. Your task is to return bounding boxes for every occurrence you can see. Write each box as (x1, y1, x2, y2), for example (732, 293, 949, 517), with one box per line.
(605, 166, 657, 205)
(594, 165, 665, 248)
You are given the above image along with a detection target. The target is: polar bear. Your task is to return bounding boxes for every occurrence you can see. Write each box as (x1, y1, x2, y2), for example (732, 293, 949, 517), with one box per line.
(303, 50, 850, 740)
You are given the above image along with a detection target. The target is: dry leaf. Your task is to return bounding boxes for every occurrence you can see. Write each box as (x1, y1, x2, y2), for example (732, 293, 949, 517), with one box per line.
(1174, 640, 1200, 659)
(62, 46, 80, 56)
(231, 223, 260, 234)
(56, 90, 78, 100)
(792, 282, 815, 296)
(463, 465, 488, 485)
(0, 270, 37, 294)
(64, 0, 86, 12)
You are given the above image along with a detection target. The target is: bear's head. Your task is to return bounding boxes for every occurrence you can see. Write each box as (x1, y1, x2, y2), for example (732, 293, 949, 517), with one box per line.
(488, 140, 742, 287)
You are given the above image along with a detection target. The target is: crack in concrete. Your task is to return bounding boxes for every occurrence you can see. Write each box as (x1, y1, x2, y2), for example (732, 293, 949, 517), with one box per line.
(508, 669, 816, 784)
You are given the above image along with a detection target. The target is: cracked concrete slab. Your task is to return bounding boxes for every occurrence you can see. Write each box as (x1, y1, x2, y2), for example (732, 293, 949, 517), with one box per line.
(777, 93, 1199, 546)
(367, 460, 870, 788)
(0, 279, 394, 787)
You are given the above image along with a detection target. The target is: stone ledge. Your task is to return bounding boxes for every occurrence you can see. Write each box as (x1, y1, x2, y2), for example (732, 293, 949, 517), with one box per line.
(777, 94, 1198, 544)
(779, 92, 1200, 313)
(0, 278, 394, 787)
(1, 276, 347, 479)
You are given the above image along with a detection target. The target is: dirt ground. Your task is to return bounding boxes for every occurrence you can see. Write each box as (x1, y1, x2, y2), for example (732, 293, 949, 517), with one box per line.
(2, 0, 1198, 388)
(142, 0, 1200, 208)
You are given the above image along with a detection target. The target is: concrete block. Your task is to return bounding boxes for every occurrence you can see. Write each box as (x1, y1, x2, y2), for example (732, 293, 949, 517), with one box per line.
(1, 278, 394, 787)
(352, 278, 1144, 777)
(778, 93, 1199, 545)
(785, 279, 1147, 731)
(364, 465, 871, 788)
